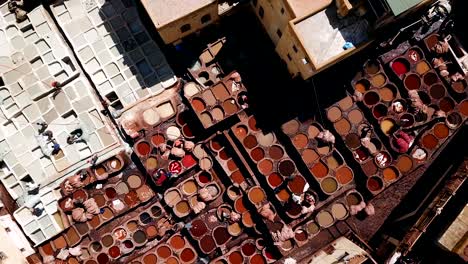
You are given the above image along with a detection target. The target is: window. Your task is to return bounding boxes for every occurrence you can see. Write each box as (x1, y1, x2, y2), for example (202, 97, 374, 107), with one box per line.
(259, 6, 264, 18)
(281, 7, 285, 14)
(201, 14, 211, 24)
(287, 53, 292, 61)
(180, 24, 191, 33)
(253, 0, 258, 7)
(302, 58, 310, 65)
(276, 29, 282, 38)
(293, 45, 298, 53)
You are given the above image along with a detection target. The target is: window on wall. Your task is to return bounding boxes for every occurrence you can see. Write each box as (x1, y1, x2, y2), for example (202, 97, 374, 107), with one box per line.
(259, 6, 264, 18)
(287, 53, 292, 61)
(201, 14, 211, 24)
(276, 29, 282, 38)
(302, 58, 310, 65)
(180, 24, 191, 33)
(293, 45, 298, 53)
(281, 7, 285, 14)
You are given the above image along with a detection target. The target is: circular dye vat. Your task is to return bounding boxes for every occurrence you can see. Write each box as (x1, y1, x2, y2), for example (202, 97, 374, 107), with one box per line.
(278, 159, 295, 176)
(331, 203, 348, 220)
(90, 242, 102, 253)
(191, 97, 206, 112)
(248, 116, 259, 131)
(430, 84, 446, 99)
(211, 106, 225, 121)
(180, 248, 196, 263)
(197, 171, 212, 184)
(380, 118, 396, 136)
(371, 73, 386, 87)
(182, 180, 197, 195)
(101, 235, 113, 248)
(175, 200, 190, 216)
(213, 226, 230, 245)
(452, 80, 467, 93)
(169, 235, 185, 250)
(127, 175, 142, 189)
(354, 79, 370, 93)
(294, 229, 307, 242)
(150, 133, 165, 147)
(447, 112, 462, 129)
(302, 148, 319, 164)
(407, 48, 422, 62)
(307, 221, 320, 236)
(363, 91, 380, 106)
(267, 173, 283, 188)
(327, 107, 342, 122)
(404, 74, 421, 90)
(375, 151, 392, 168)
(321, 177, 338, 194)
(367, 176, 384, 193)
(243, 135, 258, 149)
(345, 133, 360, 149)
(286, 202, 302, 218)
(234, 125, 248, 139)
(379, 85, 396, 102)
(105, 188, 117, 199)
(133, 230, 147, 245)
(190, 219, 208, 238)
(333, 118, 351, 135)
(392, 58, 410, 75)
(242, 242, 256, 256)
(383, 166, 399, 182)
(223, 99, 239, 115)
(200, 112, 213, 126)
(292, 133, 308, 149)
(365, 60, 380, 74)
(396, 155, 413, 173)
(335, 166, 353, 185)
(310, 161, 328, 178)
(143, 254, 157, 264)
(166, 257, 179, 264)
(136, 141, 151, 156)
(248, 186, 266, 204)
(439, 97, 455, 112)
(229, 251, 244, 264)
(97, 253, 109, 264)
(108, 246, 120, 258)
(250, 147, 265, 162)
(434, 123, 449, 139)
(346, 192, 362, 206)
(288, 175, 306, 194)
(258, 159, 273, 175)
(269, 145, 284, 160)
(372, 104, 388, 119)
(421, 134, 438, 150)
(308, 124, 321, 138)
(199, 157, 213, 171)
(416, 61, 430, 75)
(145, 156, 158, 171)
(276, 189, 290, 202)
(423, 72, 438, 86)
(280, 240, 293, 251)
(145, 225, 157, 238)
(282, 119, 300, 135)
(348, 109, 363, 124)
(156, 245, 172, 259)
(198, 235, 216, 254)
(399, 113, 415, 128)
(257, 133, 275, 147)
(316, 211, 334, 228)
(234, 197, 247, 213)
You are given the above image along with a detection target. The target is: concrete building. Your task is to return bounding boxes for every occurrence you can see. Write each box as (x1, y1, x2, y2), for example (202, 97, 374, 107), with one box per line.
(141, 0, 220, 44)
(251, 0, 432, 79)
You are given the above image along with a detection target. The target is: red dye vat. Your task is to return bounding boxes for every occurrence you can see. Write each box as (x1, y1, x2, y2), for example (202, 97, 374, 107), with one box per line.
(97, 253, 109, 264)
(241, 242, 256, 256)
(182, 154, 197, 168)
(198, 171, 211, 183)
(108, 246, 120, 258)
(136, 141, 151, 155)
(392, 59, 409, 75)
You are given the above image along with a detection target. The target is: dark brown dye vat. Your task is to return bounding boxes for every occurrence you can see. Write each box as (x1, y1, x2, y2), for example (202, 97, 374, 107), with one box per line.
(439, 97, 455, 112)
(345, 133, 360, 149)
(399, 113, 415, 128)
(423, 72, 438, 86)
(404, 74, 421, 90)
(372, 104, 388, 119)
(200, 235, 216, 253)
(278, 160, 295, 176)
(213, 226, 230, 245)
(429, 84, 446, 100)
(363, 91, 380, 106)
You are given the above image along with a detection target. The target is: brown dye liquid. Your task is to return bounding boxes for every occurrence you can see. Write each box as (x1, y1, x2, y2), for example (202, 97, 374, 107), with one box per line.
(213, 83, 230, 100)
(176, 201, 190, 214)
(288, 175, 306, 194)
(248, 187, 265, 203)
(200, 112, 213, 126)
(219, 149, 229, 160)
(102, 207, 113, 220)
(295, 230, 307, 241)
(170, 235, 185, 250)
(317, 146, 330, 155)
(65, 227, 80, 245)
(180, 248, 196, 262)
(460, 101, 468, 116)
(276, 189, 290, 201)
(143, 254, 158, 264)
(268, 173, 283, 187)
(345, 133, 360, 149)
(151, 133, 165, 146)
(279, 159, 295, 176)
(354, 81, 369, 93)
(234, 197, 247, 213)
(191, 219, 208, 238)
(452, 81, 466, 93)
(242, 212, 254, 227)
(231, 170, 245, 184)
(416, 61, 430, 74)
(379, 87, 395, 102)
(302, 148, 319, 164)
(434, 123, 449, 139)
(258, 159, 273, 175)
(396, 155, 413, 173)
(430, 84, 445, 99)
(145, 225, 157, 238)
(145, 157, 158, 170)
(321, 178, 338, 194)
(41, 243, 54, 256)
(326, 156, 339, 170)
(423, 72, 438, 86)
(338, 96, 353, 110)
(95, 166, 107, 176)
(383, 167, 399, 182)
(292, 134, 308, 149)
(133, 230, 147, 244)
(335, 166, 353, 184)
(422, 134, 438, 149)
(348, 109, 363, 124)
(102, 235, 113, 247)
(404, 74, 421, 90)
(310, 161, 328, 178)
(334, 118, 351, 135)
(223, 99, 239, 115)
(73, 189, 87, 201)
(227, 159, 237, 171)
(191, 98, 206, 112)
(243, 135, 257, 149)
(200, 235, 216, 253)
(365, 61, 380, 74)
(307, 222, 320, 235)
(94, 194, 106, 208)
(269, 145, 284, 160)
(364, 91, 380, 106)
(182, 180, 197, 195)
(251, 147, 265, 162)
(248, 116, 259, 131)
(229, 251, 243, 264)
(439, 97, 455, 112)
(331, 203, 348, 220)
(234, 125, 247, 138)
(346, 193, 361, 205)
(327, 107, 342, 122)
(316, 211, 334, 227)
(108, 158, 121, 170)
(75, 222, 89, 235)
(166, 257, 179, 264)
(282, 120, 300, 135)
(308, 124, 321, 138)
(157, 245, 172, 259)
(367, 177, 383, 192)
(127, 175, 142, 189)
(362, 159, 378, 175)
(371, 74, 386, 87)
(54, 236, 67, 250)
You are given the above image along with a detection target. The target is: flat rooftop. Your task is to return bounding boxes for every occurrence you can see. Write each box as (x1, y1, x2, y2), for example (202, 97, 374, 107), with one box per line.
(293, 5, 370, 69)
(286, 0, 332, 18)
(141, 0, 216, 27)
